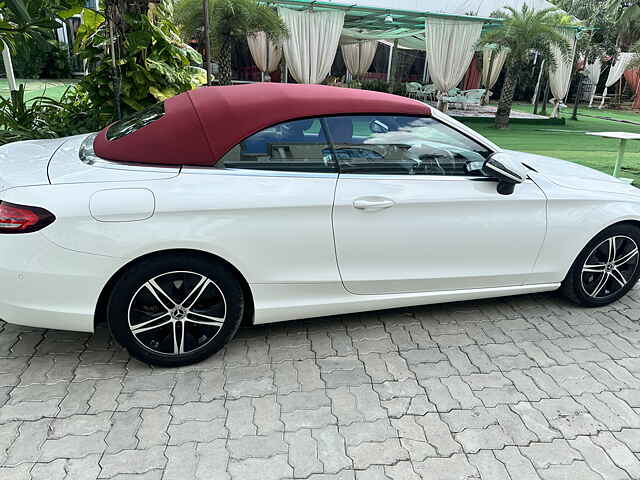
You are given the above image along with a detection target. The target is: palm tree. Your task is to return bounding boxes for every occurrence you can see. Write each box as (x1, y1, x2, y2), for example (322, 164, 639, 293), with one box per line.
(481, 6, 571, 128)
(174, 0, 287, 85)
(606, 0, 640, 49)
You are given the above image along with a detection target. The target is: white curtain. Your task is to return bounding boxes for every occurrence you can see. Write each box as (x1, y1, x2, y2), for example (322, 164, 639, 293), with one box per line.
(278, 7, 345, 84)
(584, 57, 601, 106)
(585, 58, 602, 84)
(481, 46, 508, 93)
(549, 28, 577, 117)
(595, 52, 635, 108)
(341, 40, 378, 77)
(425, 17, 483, 99)
(247, 32, 282, 74)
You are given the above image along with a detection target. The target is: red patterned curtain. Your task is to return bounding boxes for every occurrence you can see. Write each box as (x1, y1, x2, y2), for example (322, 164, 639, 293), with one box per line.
(624, 69, 640, 109)
(463, 55, 481, 90)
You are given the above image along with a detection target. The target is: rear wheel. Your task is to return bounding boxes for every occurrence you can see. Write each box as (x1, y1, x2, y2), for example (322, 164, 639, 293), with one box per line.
(107, 254, 244, 366)
(561, 224, 640, 307)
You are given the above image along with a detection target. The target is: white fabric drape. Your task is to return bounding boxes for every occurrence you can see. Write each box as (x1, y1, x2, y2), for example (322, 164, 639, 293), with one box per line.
(247, 32, 282, 73)
(585, 58, 602, 84)
(604, 52, 635, 88)
(278, 7, 345, 84)
(424, 17, 483, 98)
(584, 57, 602, 106)
(594, 52, 635, 107)
(481, 46, 508, 92)
(549, 28, 577, 117)
(340, 40, 378, 77)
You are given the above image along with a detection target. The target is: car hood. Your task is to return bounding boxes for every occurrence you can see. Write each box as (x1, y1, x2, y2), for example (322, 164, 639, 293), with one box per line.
(507, 150, 640, 196)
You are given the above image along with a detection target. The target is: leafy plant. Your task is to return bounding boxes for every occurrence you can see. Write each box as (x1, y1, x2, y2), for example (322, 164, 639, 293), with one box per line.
(0, 0, 86, 51)
(0, 84, 105, 145)
(174, 0, 287, 85)
(0, 85, 60, 144)
(481, 6, 571, 128)
(0, 0, 59, 51)
(357, 79, 389, 93)
(0, 36, 71, 78)
(75, 2, 205, 120)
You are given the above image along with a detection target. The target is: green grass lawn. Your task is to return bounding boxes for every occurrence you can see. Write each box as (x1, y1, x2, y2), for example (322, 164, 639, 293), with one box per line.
(474, 104, 640, 185)
(0, 78, 76, 101)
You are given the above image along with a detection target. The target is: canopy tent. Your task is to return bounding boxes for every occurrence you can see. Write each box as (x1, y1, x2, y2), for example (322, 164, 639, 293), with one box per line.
(262, 0, 501, 86)
(249, 0, 579, 113)
(272, 0, 558, 18)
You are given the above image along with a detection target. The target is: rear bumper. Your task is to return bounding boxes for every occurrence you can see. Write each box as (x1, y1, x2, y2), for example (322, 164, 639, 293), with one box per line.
(0, 232, 120, 333)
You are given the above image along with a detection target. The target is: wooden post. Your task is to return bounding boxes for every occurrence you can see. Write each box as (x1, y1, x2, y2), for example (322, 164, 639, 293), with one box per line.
(540, 80, 550, 116)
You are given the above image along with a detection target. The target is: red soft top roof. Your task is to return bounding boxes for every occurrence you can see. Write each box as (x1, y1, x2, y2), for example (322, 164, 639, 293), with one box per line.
(93, 83, 430, 166)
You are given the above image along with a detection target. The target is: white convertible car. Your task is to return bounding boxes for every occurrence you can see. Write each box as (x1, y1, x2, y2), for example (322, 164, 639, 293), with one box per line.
(1, 84, 639, 366)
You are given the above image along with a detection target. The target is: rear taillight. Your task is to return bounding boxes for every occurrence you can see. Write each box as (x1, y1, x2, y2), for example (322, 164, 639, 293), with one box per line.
(0, 201, 55, 233)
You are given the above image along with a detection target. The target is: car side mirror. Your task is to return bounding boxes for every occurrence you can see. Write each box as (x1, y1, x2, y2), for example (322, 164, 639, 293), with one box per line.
(484, 153, 528, 195)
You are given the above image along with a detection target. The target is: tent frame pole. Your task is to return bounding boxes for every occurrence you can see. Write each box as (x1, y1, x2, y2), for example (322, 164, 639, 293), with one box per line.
(386, 42, 394, 83)
(2, 42, 16, 92)
(422, 53, 427, 83)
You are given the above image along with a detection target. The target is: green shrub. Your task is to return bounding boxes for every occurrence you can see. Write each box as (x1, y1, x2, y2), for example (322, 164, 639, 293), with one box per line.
(76, 6, 205, 120)
(359, 79, 389, 93)
(0, 85, 102, 146)
(0, 85, 59, 144)
(0, 37, 71, 79)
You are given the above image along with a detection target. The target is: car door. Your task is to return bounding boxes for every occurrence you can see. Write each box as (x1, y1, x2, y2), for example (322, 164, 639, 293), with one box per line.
(175, 117, 340, 286)
(328, 114, 548, 295)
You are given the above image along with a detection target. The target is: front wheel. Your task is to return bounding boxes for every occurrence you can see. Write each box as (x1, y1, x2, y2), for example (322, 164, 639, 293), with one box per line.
(561, 224, 640, 307)
(107, 254, 244, 367)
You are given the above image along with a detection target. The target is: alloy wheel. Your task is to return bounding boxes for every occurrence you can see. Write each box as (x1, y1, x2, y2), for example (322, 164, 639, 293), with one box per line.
(581, 235, 639, 299)
(127, 271, 227, 356)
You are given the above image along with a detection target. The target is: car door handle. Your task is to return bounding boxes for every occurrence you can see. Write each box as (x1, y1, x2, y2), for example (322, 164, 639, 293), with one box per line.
(353, 197, 395, 210)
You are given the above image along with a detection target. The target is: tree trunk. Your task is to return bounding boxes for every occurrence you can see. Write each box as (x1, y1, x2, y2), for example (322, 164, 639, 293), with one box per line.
(540, 80, 550, 116)
(572, 74, 584, 121)
(495, 69, 517, 129)
(218, 40, 232, 85)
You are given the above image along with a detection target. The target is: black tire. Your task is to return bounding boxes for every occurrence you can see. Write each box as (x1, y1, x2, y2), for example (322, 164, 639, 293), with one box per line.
(107, 253, 244, 367)
(561, 223, 640, 307)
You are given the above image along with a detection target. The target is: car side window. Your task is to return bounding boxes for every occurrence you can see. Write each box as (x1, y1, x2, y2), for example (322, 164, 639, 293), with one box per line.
(323, 115, 492, 177)
(217, 118, 336, 173)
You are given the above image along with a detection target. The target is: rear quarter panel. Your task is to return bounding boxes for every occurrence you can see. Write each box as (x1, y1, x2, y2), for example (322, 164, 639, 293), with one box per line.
(2, 169, 340, 287)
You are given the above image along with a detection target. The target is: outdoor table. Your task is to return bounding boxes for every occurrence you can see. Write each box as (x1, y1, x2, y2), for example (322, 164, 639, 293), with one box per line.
(585, 131, 640, 182)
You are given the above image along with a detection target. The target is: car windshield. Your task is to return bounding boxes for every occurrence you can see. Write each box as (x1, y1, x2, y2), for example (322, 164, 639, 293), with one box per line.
(359, 116, 490, 159)
(106, 103, 165, 141)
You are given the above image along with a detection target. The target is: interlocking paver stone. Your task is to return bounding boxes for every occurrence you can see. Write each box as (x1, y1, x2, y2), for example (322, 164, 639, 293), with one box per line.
(3, 290, 640, 478)
(99, 445, 167, 478)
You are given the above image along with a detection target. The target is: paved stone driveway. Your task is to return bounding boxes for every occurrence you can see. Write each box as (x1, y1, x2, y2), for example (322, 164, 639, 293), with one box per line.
(2, 290, 640, 480)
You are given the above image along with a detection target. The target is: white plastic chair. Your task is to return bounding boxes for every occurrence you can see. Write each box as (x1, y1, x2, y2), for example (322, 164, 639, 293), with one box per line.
(460, 89, 486, 109)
